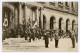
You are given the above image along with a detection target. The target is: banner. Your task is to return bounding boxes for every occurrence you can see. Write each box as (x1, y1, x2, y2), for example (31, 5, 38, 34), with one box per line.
(3, 18, 8, 27)
(32, 21, 37, 28)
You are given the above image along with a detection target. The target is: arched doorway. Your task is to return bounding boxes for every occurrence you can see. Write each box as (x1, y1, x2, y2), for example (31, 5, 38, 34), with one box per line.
(2, 6, 14, 40)
(39, 17, 41, 28)
(50, 16, 55, 29)
(72, 20, 75, 31)
(59, 18, 63, 30)
(43, 15, 46, 30)
(66, 19, 70, 32)
(2, 7, 13, 29)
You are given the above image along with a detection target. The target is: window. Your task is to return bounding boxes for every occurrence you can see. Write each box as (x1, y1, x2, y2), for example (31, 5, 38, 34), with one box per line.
(58, 2, 63, 8)
(65, 2, 69, 7)
(58, 2, 63, 5)
(72, 2, 73, 8)
(71, 2, 75, 12)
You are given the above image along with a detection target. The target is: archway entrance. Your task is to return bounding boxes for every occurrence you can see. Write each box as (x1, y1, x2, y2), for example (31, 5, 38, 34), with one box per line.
(59, 18, 63, 37)
(43, 15, 46, 30)
(39, 17, 41, 28)
(50, 17, 55, 29)
(2, 7, 13, 29)
(59, 18, 63, 30)
(66, 19, 70, 32)
(2, 6, 14, 40)
(72, 20, 75, 31)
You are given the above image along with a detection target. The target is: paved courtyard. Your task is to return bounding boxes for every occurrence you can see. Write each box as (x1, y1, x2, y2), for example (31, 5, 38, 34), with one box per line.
(2, 38, 78, 52)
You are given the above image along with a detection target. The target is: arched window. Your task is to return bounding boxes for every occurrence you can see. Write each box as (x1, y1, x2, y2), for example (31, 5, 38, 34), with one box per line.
(59, 18, 63, 30)
(2, 7, 13, 28)
(50, 16, 55, 29)
(72, 20, 75, 30)
(43, 15, 46, 30)
(66, 19, 70, 31)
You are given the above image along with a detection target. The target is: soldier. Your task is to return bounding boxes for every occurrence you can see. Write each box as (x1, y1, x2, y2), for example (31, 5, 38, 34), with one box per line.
(31, 29, 35, 41)
(54, 30, 60, 48)
(50, 29, 53, 41)
(44, 30, 49, 48)
(25, 30, 28, 40)
(28, 29, 31, 42)
(39, 29, 41, 39)
(71, 30, 75, 48)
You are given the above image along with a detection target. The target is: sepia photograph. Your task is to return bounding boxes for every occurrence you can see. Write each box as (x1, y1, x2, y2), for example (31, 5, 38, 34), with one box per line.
(2, 2, 78, 52)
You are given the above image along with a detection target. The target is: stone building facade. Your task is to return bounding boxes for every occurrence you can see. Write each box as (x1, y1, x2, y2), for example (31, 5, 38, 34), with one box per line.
(2, 2, 78, 40)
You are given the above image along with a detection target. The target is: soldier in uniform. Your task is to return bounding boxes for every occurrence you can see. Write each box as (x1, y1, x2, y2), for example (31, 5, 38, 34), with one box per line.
(44, 30, 49, 48)
(32, 29, 35, 41)
(71, 30, 75, 48)
(50, 29, 53, 41)
(25, 30, 28, 40)
(54, 30, 60, 48)
(28, 29, 31, 42)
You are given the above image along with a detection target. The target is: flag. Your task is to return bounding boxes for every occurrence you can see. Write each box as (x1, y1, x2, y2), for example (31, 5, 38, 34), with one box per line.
(32, 21, 37, 28)
(3, 18, 8, 27)
(27, 18, 31, 28)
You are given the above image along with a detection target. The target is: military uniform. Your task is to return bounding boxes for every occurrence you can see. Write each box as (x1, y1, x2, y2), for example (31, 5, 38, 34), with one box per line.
(44, 31, 49, 48)
(71, 31, 75, 48)
(54, 30, 59, 48)
(25, 30, 28, 40)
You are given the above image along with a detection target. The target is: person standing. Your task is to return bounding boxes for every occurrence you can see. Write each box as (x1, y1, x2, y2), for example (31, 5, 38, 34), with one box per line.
(28, 29, 31, 42)
(44, 30, 49, 48)
(25, 30, 28, 40)
(54, 30, 59, 48)
(71, 30, 75, 48)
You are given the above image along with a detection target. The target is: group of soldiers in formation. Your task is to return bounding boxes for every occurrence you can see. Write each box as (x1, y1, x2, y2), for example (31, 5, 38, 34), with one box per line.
(3, 27, 76, 48)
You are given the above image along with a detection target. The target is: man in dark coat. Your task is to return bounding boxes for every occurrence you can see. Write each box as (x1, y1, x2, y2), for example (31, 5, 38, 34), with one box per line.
(54, 30, 60, 48)
(44, 30, 49, 48)
(71, 30, 75, 48)
(25, 30, 28, 40)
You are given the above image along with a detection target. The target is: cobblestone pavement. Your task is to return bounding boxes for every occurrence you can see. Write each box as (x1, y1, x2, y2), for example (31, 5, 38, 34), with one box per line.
(2, 38, 78, 52)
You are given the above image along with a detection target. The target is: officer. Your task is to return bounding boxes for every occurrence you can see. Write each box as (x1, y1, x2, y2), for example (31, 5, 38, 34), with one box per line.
(44, 30, 49, 48)
(54, 30, 60, 48)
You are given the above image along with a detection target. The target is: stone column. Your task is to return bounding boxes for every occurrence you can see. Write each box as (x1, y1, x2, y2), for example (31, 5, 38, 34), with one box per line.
(12, 13, 14, 29)
(46, 21, 50, 30)
(63, 2, 65, 11)
(15, 7, 18, 28)
(69, 23, 72, 31)
(36, 6, 39, 27)
(68, 2, 72, 12)
(54, 22, 56, 30)
(10, 12, 13, 29)
(18, 3, 23, 37)
(24, 4, 28, 29)
(62, 21, 65, 31)
(19, 3, 23, 25)
(55, 22, 58, 30)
